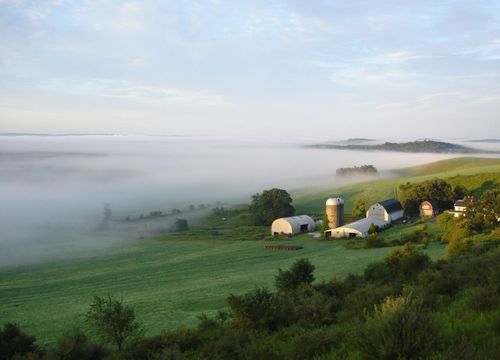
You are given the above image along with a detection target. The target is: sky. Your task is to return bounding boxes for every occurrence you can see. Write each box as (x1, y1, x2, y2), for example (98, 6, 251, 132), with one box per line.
(1, 0, 500, 140)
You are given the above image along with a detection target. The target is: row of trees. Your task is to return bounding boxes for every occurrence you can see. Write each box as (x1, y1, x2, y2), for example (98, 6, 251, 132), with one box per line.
(399, 178, 468, 216)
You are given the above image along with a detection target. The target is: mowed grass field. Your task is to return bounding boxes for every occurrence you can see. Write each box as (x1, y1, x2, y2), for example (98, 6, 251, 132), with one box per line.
(0, 235, 445, 345)
(1, 156, 498, 345)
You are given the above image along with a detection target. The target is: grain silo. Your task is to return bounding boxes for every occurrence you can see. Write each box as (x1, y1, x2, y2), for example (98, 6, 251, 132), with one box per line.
(326, 197, 344, 229)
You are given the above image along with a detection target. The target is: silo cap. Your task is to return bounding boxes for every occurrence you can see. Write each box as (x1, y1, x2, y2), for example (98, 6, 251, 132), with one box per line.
(326, 197, 344, 206)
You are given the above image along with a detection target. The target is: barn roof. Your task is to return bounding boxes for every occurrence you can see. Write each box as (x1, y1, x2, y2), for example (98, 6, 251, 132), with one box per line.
(422, 200, 439, 208)
(377, 199, 403, 213)
(333, 217, 388, 235)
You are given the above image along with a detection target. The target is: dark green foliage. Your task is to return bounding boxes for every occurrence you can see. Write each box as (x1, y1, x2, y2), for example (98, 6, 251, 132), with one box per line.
(365, 233, 384, 248)
(353, 295, 438, 359)
(0, 323, 38, 360)
(275, 258, 315, 292)
(249, 188, 295, 226)
(86, 296, 142, 352)
(173, 218, 189, 232)
(352, 199, 366, 219)
(45, 331, 110, 360)
(384, 243, 431, 281)
(399, 178, 467, 216)
(309, 140, 480, 153)
(368, 222, 378, 234)
(336, 165, 378, 177)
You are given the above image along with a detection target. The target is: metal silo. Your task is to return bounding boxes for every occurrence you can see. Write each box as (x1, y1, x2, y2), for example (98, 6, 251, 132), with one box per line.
(325, 197, 344, 229)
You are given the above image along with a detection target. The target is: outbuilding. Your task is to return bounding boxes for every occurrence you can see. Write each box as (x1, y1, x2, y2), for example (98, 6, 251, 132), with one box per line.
(325, 217, 388, 238)
(271, 215, 316, 236)
(366, 198, 404, 222)
(420, 200, 440, 217)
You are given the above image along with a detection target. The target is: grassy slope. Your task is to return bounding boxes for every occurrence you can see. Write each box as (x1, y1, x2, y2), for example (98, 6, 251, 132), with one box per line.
(293, 157, 500, 213)
(0, 235, 445, 345)
(1, 156, 498, 345)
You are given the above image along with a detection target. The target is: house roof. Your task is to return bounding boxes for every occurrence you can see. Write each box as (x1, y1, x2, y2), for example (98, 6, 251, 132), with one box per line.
(422, 200, 439, 208)
(377, 199, 403, 214)
(454, 196, 476, 207)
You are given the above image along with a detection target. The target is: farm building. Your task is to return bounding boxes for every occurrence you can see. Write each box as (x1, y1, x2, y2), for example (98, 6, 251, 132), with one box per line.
(420, 200, 440, 217)
(366, 198, 404, 222)
(271, 215, 316, 236)
(448, 196, 477, 218)
(324, 217, 388, 238)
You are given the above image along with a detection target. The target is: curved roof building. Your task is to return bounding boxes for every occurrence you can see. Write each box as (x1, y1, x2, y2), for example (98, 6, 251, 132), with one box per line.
(271, 215, 316, 236)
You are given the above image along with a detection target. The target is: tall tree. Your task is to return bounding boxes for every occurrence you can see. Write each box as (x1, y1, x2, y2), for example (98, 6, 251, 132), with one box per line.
(352, 199, 366, 219)
(86, 296, 142, 352)
(249, 188, 295, 225)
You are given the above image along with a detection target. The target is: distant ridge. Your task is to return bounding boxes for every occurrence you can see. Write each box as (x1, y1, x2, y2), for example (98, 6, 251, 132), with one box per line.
(0, 132, 114, 137)
(307, 140, 496, 154)
(465, 139, 500, 143)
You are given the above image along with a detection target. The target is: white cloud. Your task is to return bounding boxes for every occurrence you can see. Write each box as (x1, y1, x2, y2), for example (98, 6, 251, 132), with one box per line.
(38, 77, 229, 107)
(461, 39, 500, 60)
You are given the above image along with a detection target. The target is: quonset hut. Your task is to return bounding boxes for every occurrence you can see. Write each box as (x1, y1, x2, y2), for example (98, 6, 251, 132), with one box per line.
(271, 215, 316, 236)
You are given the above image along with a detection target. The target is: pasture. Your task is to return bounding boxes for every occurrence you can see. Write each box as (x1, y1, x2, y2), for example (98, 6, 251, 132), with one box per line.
(0, 235, 444, 345)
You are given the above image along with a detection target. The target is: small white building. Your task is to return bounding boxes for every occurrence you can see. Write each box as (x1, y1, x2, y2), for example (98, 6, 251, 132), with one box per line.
(325, 217, 388, 238)
(271, 215, 316, 236)
(366, 199, 404, 222)
(448, 196, 477, 218)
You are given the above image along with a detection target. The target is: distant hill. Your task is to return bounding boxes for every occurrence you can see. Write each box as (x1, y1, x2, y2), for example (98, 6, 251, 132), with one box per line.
(465, 139, 500, 143)
(307, 140, 492, 154)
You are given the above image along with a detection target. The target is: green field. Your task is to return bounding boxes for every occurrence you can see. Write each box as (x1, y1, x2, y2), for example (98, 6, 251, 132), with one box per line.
(293, 156, 500, 213)
(0, 235, 445, 345)
(1, 156, 498, 345)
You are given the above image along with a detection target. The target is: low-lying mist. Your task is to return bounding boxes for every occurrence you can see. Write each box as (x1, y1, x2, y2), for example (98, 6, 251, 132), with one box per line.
(0, 135, 486, 266)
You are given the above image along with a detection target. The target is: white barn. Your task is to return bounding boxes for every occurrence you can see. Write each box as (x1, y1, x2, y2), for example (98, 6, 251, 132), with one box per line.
(271, 215, 316, 236)
(325, 217, 388, 238)
(366, 199, 404, 222)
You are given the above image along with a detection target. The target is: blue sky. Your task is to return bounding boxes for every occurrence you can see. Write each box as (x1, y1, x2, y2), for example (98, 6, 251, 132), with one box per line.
(1, 0, 499, 139)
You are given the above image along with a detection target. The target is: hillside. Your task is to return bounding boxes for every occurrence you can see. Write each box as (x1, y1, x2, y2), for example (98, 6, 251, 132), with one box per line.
(293, 157, 500, 213)
(307, 140, 491, 154)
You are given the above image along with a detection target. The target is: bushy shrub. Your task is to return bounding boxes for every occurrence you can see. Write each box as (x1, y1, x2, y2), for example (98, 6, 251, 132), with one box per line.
(0, 323, 39, 360)
(385, 243, 431, 281)
(275, 259, 315, 292)
(353, 295, 438, 359)
(46, 331, 110, 360)
(365, 233, 384, 248)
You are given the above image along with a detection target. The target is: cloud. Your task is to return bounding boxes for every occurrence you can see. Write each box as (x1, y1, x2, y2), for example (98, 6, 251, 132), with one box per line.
(461, 39, 500, 61)
(38, 77, 229, 107)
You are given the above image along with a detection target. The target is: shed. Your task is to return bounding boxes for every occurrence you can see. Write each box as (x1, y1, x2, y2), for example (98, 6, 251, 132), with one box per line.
(367, 198, 404, 222)
(325, 217, 388, 238)
(271, 215, 316, 236)
(420, 200, 440, 217)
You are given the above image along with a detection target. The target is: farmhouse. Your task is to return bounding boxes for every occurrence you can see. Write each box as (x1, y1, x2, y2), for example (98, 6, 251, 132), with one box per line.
(448, 196, 477, 218)
(271, 215, 315, 236)
(420, 200, 440, 217)
(366, 198, 404, 222)
(325, 217, 388, 238)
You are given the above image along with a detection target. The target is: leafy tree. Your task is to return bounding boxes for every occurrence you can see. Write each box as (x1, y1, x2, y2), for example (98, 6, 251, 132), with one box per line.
(368, 223, 379, 235)
(86, 296, 142, 352)
(0, 323, 38, 360)
(385, 243, 430, 280)
(46, 331, 110, 360)
(399, 178, 462, 216)
(275, 258, 315, 291)
(249, 188, 295, 226)
(354, 295, 437, 359)
(173, 218, 189, 232)
(352, 199, 366, 219)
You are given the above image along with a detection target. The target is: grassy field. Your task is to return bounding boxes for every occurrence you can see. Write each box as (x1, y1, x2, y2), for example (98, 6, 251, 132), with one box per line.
(293, 157, 500, 213)
(1, 156, 498, 345)
(0, 234, 445, 345)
